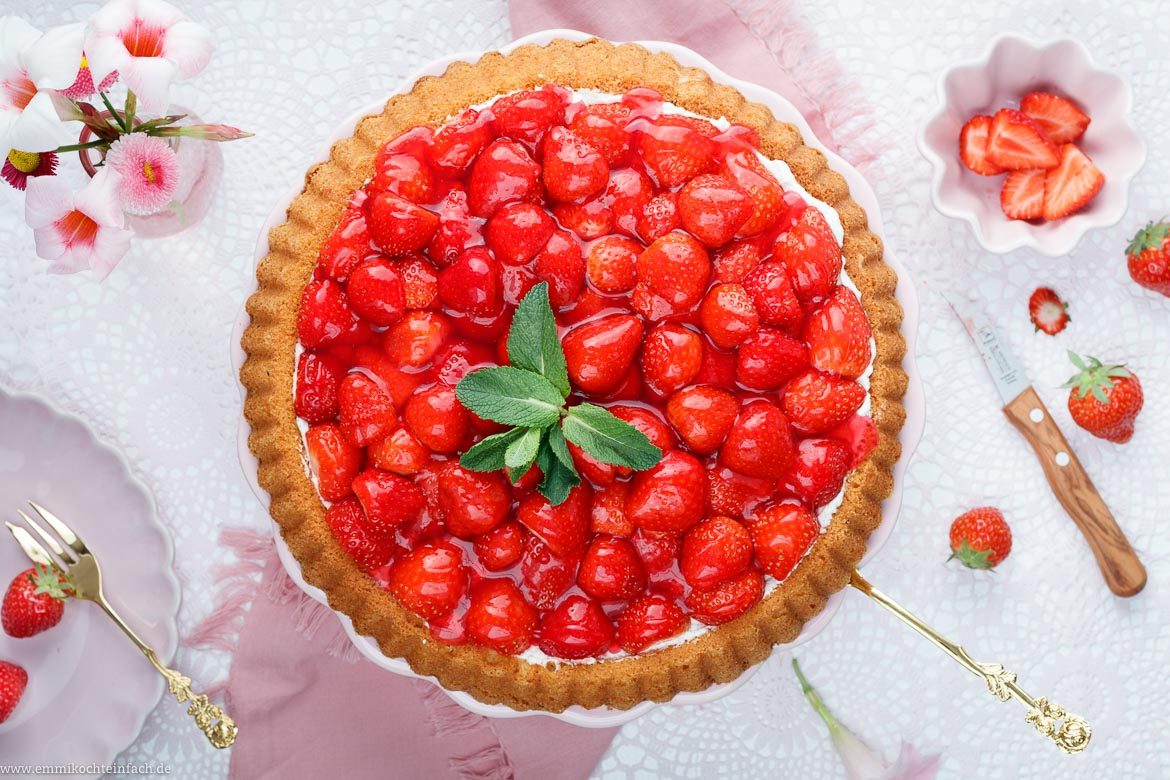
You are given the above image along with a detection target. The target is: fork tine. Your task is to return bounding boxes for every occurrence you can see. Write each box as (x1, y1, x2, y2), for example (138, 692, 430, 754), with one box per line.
(18, 509, 78, 565)
(28, 501, 86, 556)
(5, 522, 60, 570)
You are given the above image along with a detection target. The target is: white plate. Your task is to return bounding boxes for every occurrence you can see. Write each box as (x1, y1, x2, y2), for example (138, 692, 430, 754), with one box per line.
(0, 388, 180, 776)
(231, 28, 924, 728)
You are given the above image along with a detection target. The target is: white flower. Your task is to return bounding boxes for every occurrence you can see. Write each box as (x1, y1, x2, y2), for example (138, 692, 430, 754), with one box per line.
(795, 659, 941, 780)
(84, 0, 213, 114)
(25, 166, 134, 279)
(0, 17, 84, 152)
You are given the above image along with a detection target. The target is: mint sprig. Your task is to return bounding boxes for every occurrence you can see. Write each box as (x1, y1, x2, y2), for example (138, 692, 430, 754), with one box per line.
(455, 282, 662, 505)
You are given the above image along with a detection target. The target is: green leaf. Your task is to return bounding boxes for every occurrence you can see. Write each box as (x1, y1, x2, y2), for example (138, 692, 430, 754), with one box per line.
(505, 426, 543, 470)
(562, 404, 663, 471)
(459, 428, 527, 472)
(536, 437, 579, 506)
(507, 283, 570, 398)
(545, 423, 575, 470)
(506, 460, 533, 484)
(456, 366, 566, 427)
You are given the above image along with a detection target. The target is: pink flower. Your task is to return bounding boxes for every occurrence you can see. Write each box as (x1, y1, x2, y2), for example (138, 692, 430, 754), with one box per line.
(60, 54, 119, 100)
(1, 149, 57, 190)
(0, 17, 85, 152)
(795, 659, 941, 780)
(25, 167, 133, 279)
(83, 0, 213, 114)
(105, 132, 179, 215)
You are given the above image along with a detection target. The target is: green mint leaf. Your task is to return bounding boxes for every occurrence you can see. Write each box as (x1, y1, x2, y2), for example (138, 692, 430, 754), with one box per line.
(506, 282, 570, 398)
(536, 437, 579, 506)
(507, 460, 533, 484)
(460, 428, 528, 472)
(455, 366, 565, 427)
(505, 426, 543, 470)
(562, 403, 663, 471)
(545, 423, 575, 470)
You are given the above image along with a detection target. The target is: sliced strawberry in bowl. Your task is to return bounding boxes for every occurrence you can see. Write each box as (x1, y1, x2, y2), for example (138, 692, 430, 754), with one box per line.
(985, 108, 1059, 171)
(1020, 91, 1090, 145)
(959, 115, 1004, 176)
(1000, 168, 1046, 221)
(1041, 144, 1105, 221)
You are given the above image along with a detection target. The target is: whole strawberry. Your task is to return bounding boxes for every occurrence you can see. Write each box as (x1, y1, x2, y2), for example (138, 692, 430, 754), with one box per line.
(2, 565, 71, 638)
(948, 507, 1012, 569)
(0, 660, 28, 723)
(1063, 351, 1144, 443)
(1126, 219, 1170, 297)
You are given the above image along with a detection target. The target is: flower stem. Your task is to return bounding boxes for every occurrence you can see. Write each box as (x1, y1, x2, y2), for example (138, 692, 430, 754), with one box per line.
(99, 91, 127, 132)
(793, 658, 840, 731)
(123, 90, 137, 130)
(54, 139, 109, 153)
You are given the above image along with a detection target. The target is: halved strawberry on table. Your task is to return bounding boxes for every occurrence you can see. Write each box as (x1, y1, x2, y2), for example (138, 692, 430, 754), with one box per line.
(1027, 287, 1069, 335)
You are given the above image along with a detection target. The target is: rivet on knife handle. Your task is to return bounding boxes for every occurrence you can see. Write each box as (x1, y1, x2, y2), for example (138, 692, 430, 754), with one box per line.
(1003, 387, 1146, 597)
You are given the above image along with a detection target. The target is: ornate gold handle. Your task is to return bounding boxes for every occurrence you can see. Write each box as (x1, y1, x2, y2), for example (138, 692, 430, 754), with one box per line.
(850, 571, 1091, 754)
(144, 649, 239, 749)
(98, 598, 238, 749)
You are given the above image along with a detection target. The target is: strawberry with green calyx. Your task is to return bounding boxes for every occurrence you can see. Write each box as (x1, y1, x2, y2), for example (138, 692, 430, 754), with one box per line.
(0, 660, 28, 724)
(948, 507, 1012, 570)
(1063, 351, 1144, 443)
(1126, 219, 1170, 297)
(2, 565, 73, 638)
(455, 283, 663, 505)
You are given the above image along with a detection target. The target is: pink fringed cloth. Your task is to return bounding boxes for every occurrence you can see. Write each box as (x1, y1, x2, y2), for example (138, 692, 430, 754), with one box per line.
(189, 3, 876, 777)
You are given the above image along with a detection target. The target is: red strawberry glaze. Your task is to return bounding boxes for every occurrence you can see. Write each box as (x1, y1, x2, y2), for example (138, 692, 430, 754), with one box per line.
(293, 86, 875, 661)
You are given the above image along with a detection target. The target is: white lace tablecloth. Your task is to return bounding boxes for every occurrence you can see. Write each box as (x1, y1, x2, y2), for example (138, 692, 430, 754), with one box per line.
(1, 1, 1167, 777)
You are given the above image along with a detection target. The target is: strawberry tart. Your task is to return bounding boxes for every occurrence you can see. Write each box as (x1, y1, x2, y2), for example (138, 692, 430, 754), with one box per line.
(242, 37, 907, 711)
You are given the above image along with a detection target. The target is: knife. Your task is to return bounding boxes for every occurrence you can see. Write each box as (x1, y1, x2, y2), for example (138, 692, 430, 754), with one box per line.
(944, 290, 1146, 597)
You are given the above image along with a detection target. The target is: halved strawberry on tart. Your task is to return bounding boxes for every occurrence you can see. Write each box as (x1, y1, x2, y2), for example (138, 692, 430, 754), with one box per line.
(242, 37, 906, 711)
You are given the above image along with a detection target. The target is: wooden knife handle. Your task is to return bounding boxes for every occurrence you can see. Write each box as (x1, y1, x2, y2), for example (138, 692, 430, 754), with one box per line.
(1003, 386, 1146, 597)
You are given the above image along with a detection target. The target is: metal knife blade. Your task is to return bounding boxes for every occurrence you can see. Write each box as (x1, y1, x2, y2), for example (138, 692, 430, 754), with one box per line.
(943, 290, 1030, 405)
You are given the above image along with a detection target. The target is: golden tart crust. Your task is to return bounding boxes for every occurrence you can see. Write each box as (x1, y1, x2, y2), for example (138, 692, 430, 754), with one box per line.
(241, 36, 907, 711)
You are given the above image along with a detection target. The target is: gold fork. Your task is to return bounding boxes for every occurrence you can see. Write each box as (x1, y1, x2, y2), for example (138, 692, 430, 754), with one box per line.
(5, 501, 238, 749)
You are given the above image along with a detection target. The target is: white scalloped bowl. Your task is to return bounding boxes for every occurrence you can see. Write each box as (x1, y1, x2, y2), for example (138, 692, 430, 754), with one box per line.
(232, 29, 925, 728)
(919, 35, 1146, 256)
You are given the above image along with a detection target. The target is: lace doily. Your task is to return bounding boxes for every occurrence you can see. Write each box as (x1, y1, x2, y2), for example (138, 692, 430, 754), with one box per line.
(0, 1, 1167, 778)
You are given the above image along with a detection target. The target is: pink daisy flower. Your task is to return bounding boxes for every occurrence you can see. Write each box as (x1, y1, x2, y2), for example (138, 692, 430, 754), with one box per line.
(104, 132, 179, 215)
(60, 54, 119, 100)
(2, 149, 58, 190)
